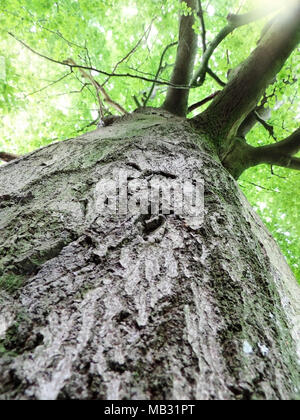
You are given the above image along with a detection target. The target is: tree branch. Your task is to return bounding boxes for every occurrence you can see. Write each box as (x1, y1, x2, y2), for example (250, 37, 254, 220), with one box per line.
(256, 127, 300, 157)
(162, 0, 198, 116)
(25, 71, 72, 97)
(197, 0, 206, 52)
(0, 152, 19, 162)
(237, 89, 273, 137)
(144, 42, 178, 107)
(240, 180, 279, 193)
(8, 32, 190, 89)
(224, 127, 300, 178)
(64, 58, 127, 115)
(188, 90, 221, 113)
(194, 3, 300, 144)
(207, 68, 226, 87)
(237, 76, 297, 138)
(254, 112, 277, 141)
(133, 95, 141, 108)
(191, 25, 232, 87)
(219, 108, 300, 178)
(191, 2, 284, 87)
(253, 153, 300, 171)
(101, 19, 155, 87)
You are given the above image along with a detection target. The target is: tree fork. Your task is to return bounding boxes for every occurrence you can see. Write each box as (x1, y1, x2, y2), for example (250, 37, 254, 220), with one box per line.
(193, 3, 300, 148)
(191, 2, 284, 87)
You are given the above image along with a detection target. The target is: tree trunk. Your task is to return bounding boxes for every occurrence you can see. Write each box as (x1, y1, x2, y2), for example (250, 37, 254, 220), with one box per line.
(0, 109, 299, 400)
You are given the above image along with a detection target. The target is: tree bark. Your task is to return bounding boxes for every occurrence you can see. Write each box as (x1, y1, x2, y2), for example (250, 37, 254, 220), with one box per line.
(0, 110, 299, 400)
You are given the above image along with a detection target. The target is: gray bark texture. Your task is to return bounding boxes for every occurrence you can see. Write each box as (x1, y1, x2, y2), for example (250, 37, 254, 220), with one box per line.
(0, 109, 299, 400)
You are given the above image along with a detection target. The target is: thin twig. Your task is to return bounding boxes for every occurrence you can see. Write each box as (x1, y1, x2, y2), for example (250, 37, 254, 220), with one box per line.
(8, 32, 190, 89)
(25, 71, 72, 97)
(240, 180, 279, 193)
(102, 18, 156, 87)
(254, 112, 277, 141)
(133, 95, 141, 108)
(65, 58, 127, 115)
(271, 165, 287, 179)
(207, 68, 226, 87)
(188, 90, 221, 113)
(19, 6, 88, 51)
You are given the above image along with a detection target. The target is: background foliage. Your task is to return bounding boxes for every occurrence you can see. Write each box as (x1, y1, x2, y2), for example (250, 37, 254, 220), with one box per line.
(0, 0, 299, 280)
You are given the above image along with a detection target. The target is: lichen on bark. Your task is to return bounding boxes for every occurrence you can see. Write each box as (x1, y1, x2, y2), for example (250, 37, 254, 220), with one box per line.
(0, 110, 299, 400)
